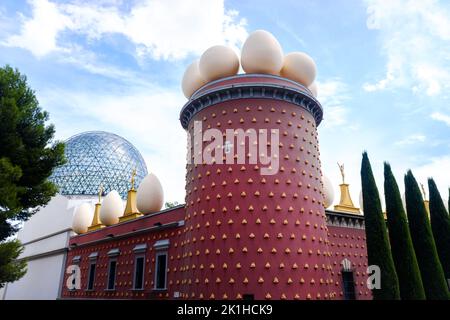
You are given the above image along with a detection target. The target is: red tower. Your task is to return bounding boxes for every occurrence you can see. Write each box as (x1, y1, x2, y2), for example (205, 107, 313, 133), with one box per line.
(177, 74, 335, 300)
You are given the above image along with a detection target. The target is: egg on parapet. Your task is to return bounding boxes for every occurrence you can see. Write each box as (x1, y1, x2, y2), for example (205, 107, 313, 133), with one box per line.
(280, 52, 317, 87)
(199, 45, 240, 82)
(322, 175, 335, 209)
(240, 30, 284, 75)
(402, 192, 407, 212)
(137, 173, 164, 214)
(181, 60, 207, 99)
(359, 190, 364, 212)
(72, 203, 94, 234)
(100, 190, 124, 226)
(308, 82, 318, 98)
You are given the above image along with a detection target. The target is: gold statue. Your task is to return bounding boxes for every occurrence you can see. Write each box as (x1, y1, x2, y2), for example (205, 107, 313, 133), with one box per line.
(98, 183, 103, 204)
(420, 183, 427, 200)
(131, 168, 137, 190)
(337, 162, 345, 184)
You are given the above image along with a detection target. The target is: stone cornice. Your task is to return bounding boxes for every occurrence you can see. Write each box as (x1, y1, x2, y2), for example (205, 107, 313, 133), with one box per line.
(325, 210, 366, 229)
(179, 74, 323, 129)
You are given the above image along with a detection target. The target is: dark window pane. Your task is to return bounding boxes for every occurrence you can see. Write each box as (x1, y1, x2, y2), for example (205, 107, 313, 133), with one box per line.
(134, 257, 145, 289)
(87, 263, 96, 290)
(156, 254, 167, 289)
(108, 260, 117, 290)
(342, 271, 356, 300)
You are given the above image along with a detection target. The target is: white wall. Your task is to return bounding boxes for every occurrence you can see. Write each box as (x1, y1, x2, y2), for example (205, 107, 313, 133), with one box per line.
(18, 195, 73, 244)
(4, 254, 66, 300)
(3, 195, 97, 299)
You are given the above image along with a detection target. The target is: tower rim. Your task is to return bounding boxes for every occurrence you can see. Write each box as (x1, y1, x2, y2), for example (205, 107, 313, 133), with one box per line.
(179, 73, 323, 130)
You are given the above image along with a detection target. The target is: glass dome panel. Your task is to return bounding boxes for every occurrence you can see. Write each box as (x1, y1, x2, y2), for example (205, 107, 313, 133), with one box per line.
(50, 131, 148, 199)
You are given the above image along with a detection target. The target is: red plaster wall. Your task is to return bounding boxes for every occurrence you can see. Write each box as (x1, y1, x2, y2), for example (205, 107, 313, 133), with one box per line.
(60, 209, 371, 300)
(328, 225, 372, 300)
(60, 75, 373, 301)
(177, 78, 335, 300)
(61, 207, 185, 300)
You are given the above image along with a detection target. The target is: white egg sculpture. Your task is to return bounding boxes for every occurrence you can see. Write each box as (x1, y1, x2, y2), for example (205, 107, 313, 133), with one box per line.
(280, 52, 317, 87)
(182, 60, 207, 98)
(381, 193, 386, 212)
(72, 203, 94, 234)
(137, 173, 164, 214)
(322, 175, 335, 208)
(240, 30, 284, 75)
(359, 190, 364, 212)
(199, 45, 239, 82)
(100, 190, 124, 226)
(308, 82, 318, 98)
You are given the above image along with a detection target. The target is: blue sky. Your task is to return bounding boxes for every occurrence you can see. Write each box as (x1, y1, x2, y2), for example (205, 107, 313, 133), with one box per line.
(0, 0, 449, 207)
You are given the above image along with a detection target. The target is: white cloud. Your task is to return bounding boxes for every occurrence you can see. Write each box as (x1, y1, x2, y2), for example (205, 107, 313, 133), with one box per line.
(395, 134, 426, 146)
(317, 79, 351, 129)
(363, 0, 450, 96)
(3, 0, 248, 61)
(413, 155, 450, 202)
(431, 112, 450, 127)
(39, 84, 188, 203)
(3, 0, 72, 57)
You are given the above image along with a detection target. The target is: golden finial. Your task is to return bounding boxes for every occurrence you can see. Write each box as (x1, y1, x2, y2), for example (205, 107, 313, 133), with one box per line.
(420, 183, 427, 200)
(89, 183, 105, 231)
(119, 168, 142, 223)
(98, 183, 103, 204)
(334, 162, 360, 214)
(131, 168, 137, 190)
(337, 162, 345, 184)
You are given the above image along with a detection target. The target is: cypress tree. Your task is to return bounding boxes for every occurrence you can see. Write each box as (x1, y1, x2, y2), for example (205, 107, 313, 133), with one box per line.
(405, 171, 450, 299)
(360, 152, 400, 299)
(428, 178, 450, 282)
(384, 163, 425, 299)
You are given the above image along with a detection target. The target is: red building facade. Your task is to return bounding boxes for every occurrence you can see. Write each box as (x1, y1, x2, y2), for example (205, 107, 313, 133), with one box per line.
(61, 207, 369, 300)
(61, 75, 371, 300)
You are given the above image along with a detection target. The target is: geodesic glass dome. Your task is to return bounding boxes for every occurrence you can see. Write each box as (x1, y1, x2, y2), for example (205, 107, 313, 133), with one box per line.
(50, 131, 148, 199)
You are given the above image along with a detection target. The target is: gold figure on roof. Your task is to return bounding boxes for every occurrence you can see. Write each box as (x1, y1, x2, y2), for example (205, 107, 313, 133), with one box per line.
(98, 183, 103, 203)
(337, 162, 345, 184)
(131, 168, 137, 190)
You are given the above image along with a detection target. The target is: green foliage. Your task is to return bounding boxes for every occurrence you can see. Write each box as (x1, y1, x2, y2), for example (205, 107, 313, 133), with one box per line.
(405, 171, 450, 299)
(384, 163, 425, 299)
(0, 65, 65, 287)
(428, 178, 450, 281)
(0, 240, 27, 288)
(165, 201, 180, 209)
(360, 152, 400, 300)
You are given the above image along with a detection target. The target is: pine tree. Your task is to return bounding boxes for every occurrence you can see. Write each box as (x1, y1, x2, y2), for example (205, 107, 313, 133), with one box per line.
(428, 178, 450, 282)
(360, 152, 400, 299)
(0, 65, 65, 287)
(405, 171, 450, 299)
(384, 163, 425, 299)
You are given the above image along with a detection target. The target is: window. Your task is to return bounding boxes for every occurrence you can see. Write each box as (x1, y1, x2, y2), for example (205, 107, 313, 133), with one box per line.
(133, 256, 145, 290)
(154, 252, 167, 290)
(87, 262, 96, 291)
(342, 271, 356, 300)
(107, 259, 117, 290)
(68, 256, 81, 291)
